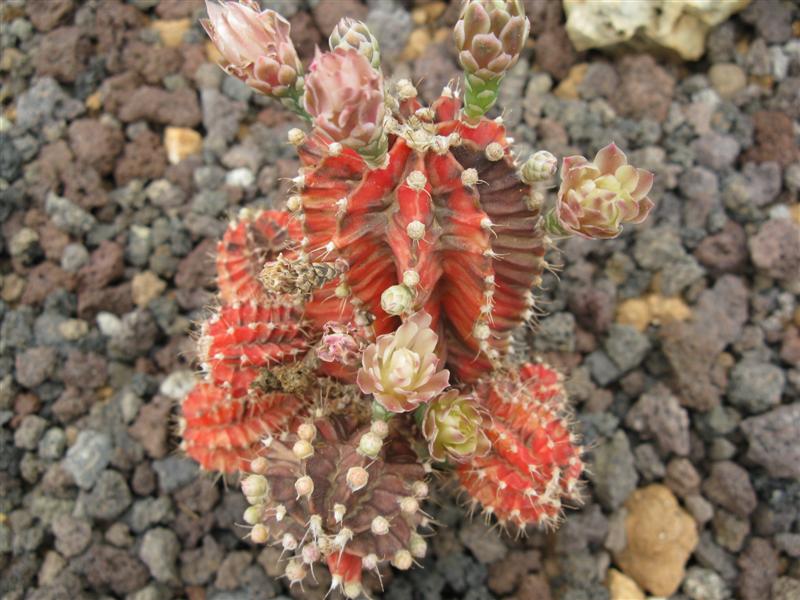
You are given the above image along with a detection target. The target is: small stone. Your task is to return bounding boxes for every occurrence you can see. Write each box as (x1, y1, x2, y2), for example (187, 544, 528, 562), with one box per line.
(625, 385, 689, 456)
(15, 346, 57, 388)
(692, 133, 740, 171)
(131, 271, 166, 307)
(139, 527, 180, 585)
(62, 430, 112, 490)
(45, 193, 96, 236)
(82, 470, 132, 521)
(225, 167, 255, 189)
(684, 494, 714, 527)
(159, 370, 195, 400)
(60, 243, 89, 273)
(682, 566, 730, 600)
(591, 431, 638, 510)
(38, 427, 67, 460)
(713, 509, 750, 552)
(533, 312, 576, 353)
(744, 111, 800, 166)
(164, 127, 202, 165)
(152, 455, 198, 493)
(727, 360, 785, 414)
(459, 521, 508, 564)
(607, 568, 645, 600)
(773, 577, 800, 600)
(38, 550, 66, 587)
(14, 414, 48, 450)
(740, 404, 800, 479)
(614, 484, 698, 597)
(702, 461, 757, 518)
(665, 457, 701, 498)
(52, 515, 91, 557)
(604, 324, 651, 373)
(215, 551, 252, 591)
(738, 538, 779, 600)
(709, 63, 746, 100)
(151, 18, 190, 47)
(80, 543, 149, 595)
(749, 218, 800, 281)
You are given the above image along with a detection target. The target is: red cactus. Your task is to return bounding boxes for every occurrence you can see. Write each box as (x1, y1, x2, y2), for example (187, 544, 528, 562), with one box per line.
(293, 90, 547, 382)
(198, 299, 311, 397)
(458, 363, 584, 529)
(181, 382, 302, 473)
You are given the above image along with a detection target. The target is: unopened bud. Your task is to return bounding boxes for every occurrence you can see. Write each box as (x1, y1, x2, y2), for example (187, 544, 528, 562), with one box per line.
(370, 420, 390, 439)
(250, 523, 270, 544)
(358, 431, 384, 457)
(302, 542, 321, 564)
(295, 475, 314, 497)
(275, 504, 287, 521)
(371, 515, 390, 535)
(288, 128, 305, 146)
(392, 549, 413, 570)
(250, 456, 269, 474)
(412, 481, 429, 498)
(363, 553, 379, 570)
(242, 474, 268, 499)
(396, 79, 417, 100)
(406, 220, 426, 240)
(399, 496, 419, 514)
(461, 168, 479, 187)
(282, 533, 298, 551)
(380, 285, 413, 316)
(409, 533, 428, 558)
(292, 439, 314, 460)
(520, 150, 557, 184)
(243, 504, 264, 525)
(333, 503, 347, 522)
(406, 170, 427, 191)
(402, 269, 420, 288)
(287, 195, 302, 212)
(297, 423, 316, 442)
(285, 559, 307, 583)
(344, 582, 363, 599)
(485, 142, 504, 161)
(346, 466, 369, 491)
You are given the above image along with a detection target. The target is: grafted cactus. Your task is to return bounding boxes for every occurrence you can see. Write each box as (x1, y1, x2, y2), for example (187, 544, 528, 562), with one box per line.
(183, 0, 657, 594)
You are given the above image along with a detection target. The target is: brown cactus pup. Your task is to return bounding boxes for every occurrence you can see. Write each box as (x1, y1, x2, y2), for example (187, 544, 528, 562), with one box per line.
(182, 0, 657, 594)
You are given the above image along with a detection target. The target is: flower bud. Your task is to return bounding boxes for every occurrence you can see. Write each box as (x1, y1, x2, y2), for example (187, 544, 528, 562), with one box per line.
(292, 439, 314, 460)
(521, 150, 558, 183)
(454, 0, 530, 120)
(295, 475, 314, 497)
(380, 284, 414, 316)
(358, 431, 383, 457)
(329, 18, 381, 69)
(202, 1, 303, 99)
(346, 466, 369, 491)
(241, 474, 268, 499)
(243, 504, 264, 525)
(370, 515, 390, 535)
(250, 523, 270, 544)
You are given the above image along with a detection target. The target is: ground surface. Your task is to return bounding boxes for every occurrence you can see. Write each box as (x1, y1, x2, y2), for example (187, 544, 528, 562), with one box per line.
(1, 1, 799, 599)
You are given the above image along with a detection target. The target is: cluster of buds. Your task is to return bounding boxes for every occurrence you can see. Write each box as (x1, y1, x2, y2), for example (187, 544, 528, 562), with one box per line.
(189, 0, 658, 593)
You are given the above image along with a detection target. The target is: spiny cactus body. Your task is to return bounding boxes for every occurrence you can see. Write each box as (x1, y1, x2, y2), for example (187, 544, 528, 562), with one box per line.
(183, 0, 656, 593)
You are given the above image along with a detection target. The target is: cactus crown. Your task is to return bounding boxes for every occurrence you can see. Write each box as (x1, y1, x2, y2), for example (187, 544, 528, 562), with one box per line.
(186, 0, 656, 595)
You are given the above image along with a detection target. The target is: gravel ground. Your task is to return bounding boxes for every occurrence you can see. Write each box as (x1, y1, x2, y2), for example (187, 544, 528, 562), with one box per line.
(1, 1, 799, 599)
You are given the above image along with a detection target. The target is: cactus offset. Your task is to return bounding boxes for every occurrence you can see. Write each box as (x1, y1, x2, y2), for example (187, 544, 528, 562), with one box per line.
(184, 0, 658, 592)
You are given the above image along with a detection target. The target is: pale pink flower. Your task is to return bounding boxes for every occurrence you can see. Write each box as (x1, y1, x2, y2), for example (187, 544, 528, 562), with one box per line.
(202, 0, 302, 97)
(303, 48, 385, 149)
(556, 143, 655, 239)
(356, 311, 449, 413)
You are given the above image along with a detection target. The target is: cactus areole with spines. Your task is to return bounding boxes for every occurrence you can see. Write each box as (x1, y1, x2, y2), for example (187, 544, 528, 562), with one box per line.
(184, 0, 656, 594)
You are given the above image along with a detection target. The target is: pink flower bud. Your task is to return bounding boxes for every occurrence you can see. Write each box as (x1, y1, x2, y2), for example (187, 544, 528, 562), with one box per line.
(202, 1, 302, 98)
(304, 48, 386, 150)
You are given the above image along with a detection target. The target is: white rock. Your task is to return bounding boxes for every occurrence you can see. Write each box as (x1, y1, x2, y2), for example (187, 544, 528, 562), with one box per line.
(564, 0, 751, 61)
(96, 312, 123, 337)
(159, 370, 196, 400)
(225, 167, 255, 188)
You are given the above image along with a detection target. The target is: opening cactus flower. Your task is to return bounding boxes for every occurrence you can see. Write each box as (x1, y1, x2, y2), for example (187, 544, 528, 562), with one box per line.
(422, 390, 491, 462)
(329, 17, 381, 69)
(202, 0, 306, 114)
(316, 322, 361, 366)
(455, 0, 530, 120)
(357, 311, 450, 413)
(553, 143, 655, 239)
(303, 48, 388, 167)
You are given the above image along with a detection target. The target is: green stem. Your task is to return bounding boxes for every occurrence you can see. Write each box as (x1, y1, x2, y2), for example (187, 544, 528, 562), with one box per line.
(462, 74, 502, 122)
(543, 209, 568, 237)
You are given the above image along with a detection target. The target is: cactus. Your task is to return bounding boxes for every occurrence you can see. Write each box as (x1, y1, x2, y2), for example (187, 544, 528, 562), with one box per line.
(186, 0, 657, 592)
